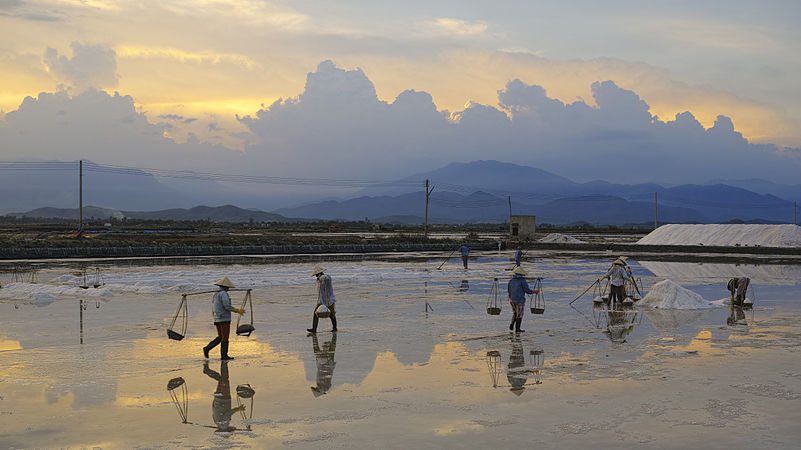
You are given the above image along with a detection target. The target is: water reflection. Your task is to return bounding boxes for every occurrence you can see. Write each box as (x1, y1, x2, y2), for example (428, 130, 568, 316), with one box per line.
(596, 304, 641, 343)
(727, 305, 748, 326)
(310, 332, 337, 397)
(486, 337, 545, 395)
(165, 362, 255, 435)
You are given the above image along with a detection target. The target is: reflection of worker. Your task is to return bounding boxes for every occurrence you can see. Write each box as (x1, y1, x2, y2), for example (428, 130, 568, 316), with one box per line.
(459, 279, 470, 292)
(507, 338, 527, 395)
(308, 266, 337, 333)
(726, 304, 747, 326)
(726, 277, 750, 307)
(204, 277, 244, 360)
(310, 332, 337, 397)
(605, 305, 633, 343)
(459, 245, 470, 269)
(515, 249, 523, 267)
(508, 266, 535, 333)
(600, 259, 630, 305)
(203, 361, 245, 434)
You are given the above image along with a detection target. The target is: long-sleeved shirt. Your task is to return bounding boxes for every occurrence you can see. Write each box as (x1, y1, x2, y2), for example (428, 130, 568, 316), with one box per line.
(213, 289, 234, 323)
(317, 274, 336, 307)
(507, 275, 533, 303)
(459, 245, 469, 257)
(603, 265, 630, 287)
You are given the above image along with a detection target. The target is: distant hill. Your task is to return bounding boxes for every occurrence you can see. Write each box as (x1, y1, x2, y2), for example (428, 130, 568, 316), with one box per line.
(10, 204, 289, 223)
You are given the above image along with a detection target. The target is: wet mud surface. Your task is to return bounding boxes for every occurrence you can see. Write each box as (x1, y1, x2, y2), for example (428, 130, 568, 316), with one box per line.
(1, 254, 800, 448)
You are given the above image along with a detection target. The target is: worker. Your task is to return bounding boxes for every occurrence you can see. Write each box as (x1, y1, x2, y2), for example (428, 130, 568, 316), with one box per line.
(459, 244, 470, 269)
(308, 266, 337, 333)
(727, 277, 750, 307)
(599, 258, 630, 306)
(515, 249, 523, 267)
(507, 266, 536, 332)
(203, 277, 245, 360)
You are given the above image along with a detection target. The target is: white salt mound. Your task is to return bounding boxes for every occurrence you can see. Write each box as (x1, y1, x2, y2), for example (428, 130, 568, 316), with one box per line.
(539, 233, 585, 244)
(30, 292, 56, 301)
(638, 280, 716, 310)
(637, 224, 801, 247)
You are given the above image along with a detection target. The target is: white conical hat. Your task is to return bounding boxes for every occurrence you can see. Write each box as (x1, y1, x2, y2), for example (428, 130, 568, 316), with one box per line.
(214, 277, 235, 288)
(512, 266, 528, 276)
(312, 265, 326, 276)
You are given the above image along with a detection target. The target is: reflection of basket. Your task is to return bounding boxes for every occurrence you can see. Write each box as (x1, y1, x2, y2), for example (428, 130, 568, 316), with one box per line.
(487, 307, 501, 315)
(236, 384, 256, 398)
(315, 305, 331, 318)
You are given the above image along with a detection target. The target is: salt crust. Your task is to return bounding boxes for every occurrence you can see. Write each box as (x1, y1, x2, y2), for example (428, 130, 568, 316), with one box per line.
(539, 233, 586, 244)
(637, 224, 801, 247)
(638, 279, 717, 309)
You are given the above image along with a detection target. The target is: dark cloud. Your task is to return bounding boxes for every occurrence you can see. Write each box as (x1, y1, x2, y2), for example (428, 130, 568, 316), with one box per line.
(43, 42, 118, 92)
(237, 62, 800, 184)
(159, 114, 184, 121)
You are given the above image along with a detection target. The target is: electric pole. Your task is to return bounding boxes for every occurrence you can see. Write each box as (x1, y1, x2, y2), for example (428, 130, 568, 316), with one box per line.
(424, 179, 434, 238)
(79, 159, 83, 232)
(795, 201, 797, 225)
(654, 191, 658, 230)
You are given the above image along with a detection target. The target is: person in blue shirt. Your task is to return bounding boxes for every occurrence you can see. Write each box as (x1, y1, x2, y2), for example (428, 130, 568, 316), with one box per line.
(515, 249, 523, 267)
(459, 245, 469, 269)
(204, 277, 244, 360)
(507, 266, 535, 332)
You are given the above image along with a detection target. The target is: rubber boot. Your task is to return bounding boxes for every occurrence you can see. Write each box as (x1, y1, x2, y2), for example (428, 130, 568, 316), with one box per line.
(221, 341, 234, 360)
(509, 317, 516, 331)
(330, 315, 338, 332)
(515, 318, 525, 333)
(307, 315, 319, 333)
(204, 337, 221, 359)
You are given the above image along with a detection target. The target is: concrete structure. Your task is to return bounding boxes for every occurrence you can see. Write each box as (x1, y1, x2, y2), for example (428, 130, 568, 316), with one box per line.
(510, 215, 536, 240)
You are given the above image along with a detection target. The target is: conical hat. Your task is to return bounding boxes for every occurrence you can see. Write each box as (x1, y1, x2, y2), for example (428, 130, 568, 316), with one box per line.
(512, 266, 528, 276)
(214, 277, 235, 288)
(311, 265, 326, 276)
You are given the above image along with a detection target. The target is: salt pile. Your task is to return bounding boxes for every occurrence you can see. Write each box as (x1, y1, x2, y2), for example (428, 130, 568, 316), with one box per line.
(539, 233, 585, 244)
(637, 224, 801, 247)
(638, 279, 716, 309)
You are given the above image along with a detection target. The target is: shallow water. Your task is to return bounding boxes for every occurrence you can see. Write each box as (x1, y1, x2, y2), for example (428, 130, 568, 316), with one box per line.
(1, 253, 800, 448)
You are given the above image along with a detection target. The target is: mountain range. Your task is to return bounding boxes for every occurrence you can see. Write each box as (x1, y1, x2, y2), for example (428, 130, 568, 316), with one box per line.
(3, 160, 797, 225)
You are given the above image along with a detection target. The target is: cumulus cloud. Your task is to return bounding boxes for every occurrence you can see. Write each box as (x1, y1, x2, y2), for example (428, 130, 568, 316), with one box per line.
(43, 42, 118, 92)
(2, 60, 800, 196)
(238, 61, 801, 184)
(431, 18, 488, 36)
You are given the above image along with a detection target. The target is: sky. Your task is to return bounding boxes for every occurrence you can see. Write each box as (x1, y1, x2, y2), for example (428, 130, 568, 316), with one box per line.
(1, 0, 800, 189)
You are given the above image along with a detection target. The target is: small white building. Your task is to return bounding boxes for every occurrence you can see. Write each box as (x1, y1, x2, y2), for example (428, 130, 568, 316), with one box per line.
(510, 215, 536, 240)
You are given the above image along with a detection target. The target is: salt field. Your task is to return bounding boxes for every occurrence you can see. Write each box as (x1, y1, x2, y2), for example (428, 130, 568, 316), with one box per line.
(2, 252, 801, 448)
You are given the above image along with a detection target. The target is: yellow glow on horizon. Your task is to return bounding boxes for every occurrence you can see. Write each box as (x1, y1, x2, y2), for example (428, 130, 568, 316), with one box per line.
(116, 46, 257, 69)
(0, 338, 22, 352)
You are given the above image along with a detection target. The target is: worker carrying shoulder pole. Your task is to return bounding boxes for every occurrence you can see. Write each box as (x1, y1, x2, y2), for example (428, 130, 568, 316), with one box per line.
(508, 266, 536, 333)
(599, 258, 630, 306)
(204, 277, 245, 361)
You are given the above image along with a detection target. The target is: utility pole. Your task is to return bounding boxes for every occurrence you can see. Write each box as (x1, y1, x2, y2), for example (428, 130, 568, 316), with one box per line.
(79, 159, 83, 232)
(654, 191, 658, 230)
(508, 195, 512, 222)
(424, 179, 434, 238)
(795, 201, 797, 225)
